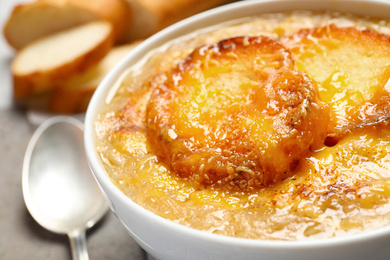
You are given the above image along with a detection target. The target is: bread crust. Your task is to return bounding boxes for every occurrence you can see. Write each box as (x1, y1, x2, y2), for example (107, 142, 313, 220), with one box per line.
(123, 0, 233, 41)
(12, 20, 114, 98)
(40, 0, 131, 43)
(3, 0, 130, 50)
(3, 2, 97, 50)
(48, 42, 140, 113)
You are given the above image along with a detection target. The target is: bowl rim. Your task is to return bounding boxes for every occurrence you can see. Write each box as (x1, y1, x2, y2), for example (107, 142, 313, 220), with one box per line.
(84, 0, 390, 249)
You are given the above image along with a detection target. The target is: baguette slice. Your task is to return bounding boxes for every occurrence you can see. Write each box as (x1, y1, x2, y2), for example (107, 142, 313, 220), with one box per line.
(39, 0, 131, 43)
(49, 41, 140, 114)
(3, 0, 130, 50)
(12, 20, 114, 98)
(123, 0, 233, 41)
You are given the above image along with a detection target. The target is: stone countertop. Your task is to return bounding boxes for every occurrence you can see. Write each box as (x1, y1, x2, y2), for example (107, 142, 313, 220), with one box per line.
(0, 1, 145, 259)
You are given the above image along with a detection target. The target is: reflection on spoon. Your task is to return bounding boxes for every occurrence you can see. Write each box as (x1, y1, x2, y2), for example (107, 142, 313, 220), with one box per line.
(22, 116, 108, 260)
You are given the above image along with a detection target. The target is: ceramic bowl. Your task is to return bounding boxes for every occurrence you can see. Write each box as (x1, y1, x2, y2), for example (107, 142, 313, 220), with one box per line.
(84, 1, 390, 259)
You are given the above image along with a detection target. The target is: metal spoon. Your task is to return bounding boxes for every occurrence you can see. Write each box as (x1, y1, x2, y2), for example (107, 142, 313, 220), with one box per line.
(22, 116, 108, 260)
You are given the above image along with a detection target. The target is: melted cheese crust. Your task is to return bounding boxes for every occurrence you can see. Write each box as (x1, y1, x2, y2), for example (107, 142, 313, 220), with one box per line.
(147, 36, 329, 190)
(282, 24, 390, 143)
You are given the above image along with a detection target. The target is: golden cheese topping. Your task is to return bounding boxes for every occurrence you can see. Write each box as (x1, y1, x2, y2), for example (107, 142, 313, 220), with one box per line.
(147, 36, 329, 190)
(282, 24, 390, 144)
(95, 11, 390, 240)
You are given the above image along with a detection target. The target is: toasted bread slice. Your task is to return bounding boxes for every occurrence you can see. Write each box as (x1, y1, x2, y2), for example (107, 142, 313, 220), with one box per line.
(39, 0, 131, 43)
(282, 24, 390, 142)
(123, 0, 233, 41)
(48, 41, 140, 114)
(3, 0, 129, 50)
(12, 20, 114, 98)
(146, 36, 329, 190)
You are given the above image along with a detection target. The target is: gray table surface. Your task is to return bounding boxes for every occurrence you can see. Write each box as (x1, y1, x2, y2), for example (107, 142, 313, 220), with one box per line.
(0, 1, 146, 259)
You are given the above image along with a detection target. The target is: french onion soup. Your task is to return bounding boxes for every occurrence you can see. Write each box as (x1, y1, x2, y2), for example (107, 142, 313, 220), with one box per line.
(95, 11, 390, 240)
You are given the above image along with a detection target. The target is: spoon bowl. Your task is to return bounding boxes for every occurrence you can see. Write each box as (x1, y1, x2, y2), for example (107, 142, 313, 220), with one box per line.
(23, 116, 108, 260)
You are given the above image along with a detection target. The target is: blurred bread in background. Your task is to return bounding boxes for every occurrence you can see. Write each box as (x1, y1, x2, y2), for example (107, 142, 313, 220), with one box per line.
(48, 41, 140, 114)
(3, 0, 130, 50)
(12, 20, 114, 98)
(3, 0, 235, 114)
(123, 0, 234, 41)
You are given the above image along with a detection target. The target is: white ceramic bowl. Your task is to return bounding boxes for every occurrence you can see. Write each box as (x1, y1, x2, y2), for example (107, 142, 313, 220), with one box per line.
(84, 1, 390, 259)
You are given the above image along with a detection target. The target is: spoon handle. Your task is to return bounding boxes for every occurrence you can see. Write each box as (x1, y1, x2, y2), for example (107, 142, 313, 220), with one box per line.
(68, 230, 89, 260)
